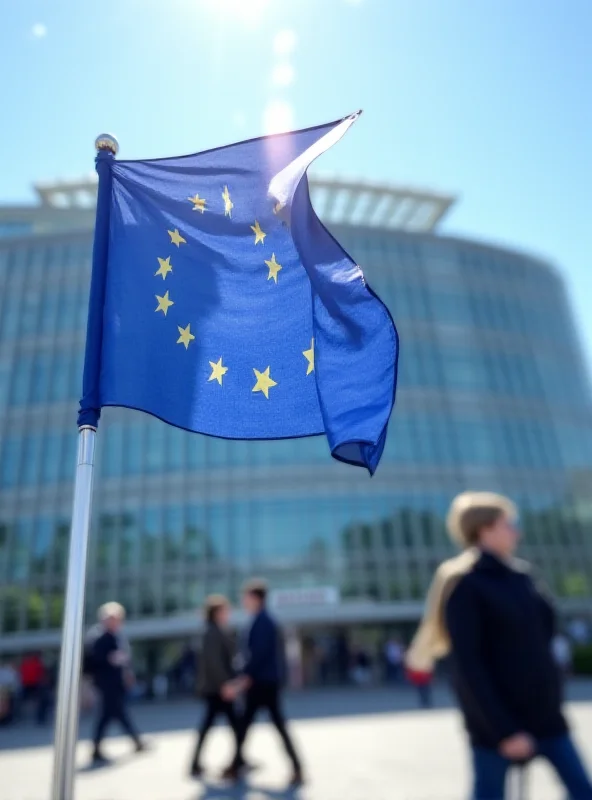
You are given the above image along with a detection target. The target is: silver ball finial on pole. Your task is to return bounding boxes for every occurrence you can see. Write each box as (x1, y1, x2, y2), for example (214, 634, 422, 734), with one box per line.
(94, 133, 119, 156)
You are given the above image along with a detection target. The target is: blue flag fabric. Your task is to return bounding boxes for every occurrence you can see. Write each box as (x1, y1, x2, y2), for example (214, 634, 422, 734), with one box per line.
(79, 113, 398, 474)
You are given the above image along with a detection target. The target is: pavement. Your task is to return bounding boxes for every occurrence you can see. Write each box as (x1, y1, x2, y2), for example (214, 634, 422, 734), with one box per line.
(1, 683, 592, 800)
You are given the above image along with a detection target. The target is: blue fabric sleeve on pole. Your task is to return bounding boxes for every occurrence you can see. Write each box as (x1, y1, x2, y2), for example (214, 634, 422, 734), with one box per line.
(77, 150, 114, 429)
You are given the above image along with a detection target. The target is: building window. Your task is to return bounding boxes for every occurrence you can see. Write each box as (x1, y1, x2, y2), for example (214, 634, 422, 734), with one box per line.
(1, 436, 22, 487)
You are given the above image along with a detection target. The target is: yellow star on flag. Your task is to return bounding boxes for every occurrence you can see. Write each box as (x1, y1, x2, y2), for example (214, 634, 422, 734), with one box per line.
(155, 290, 174, 316)
(222, 186, 233, 217)
(188, 194, 207, 213)
(251, 220, 266, 245)
(208, 357, 228, 385)
(303, 338, 315, 375)
(155, 256, 173, 280)
(177, 323, 195, 349)
(265, 253, 282, 284)
(252, 366, 277, 399)
(168, 228, 186, 247)
(177, 323, 195, 350)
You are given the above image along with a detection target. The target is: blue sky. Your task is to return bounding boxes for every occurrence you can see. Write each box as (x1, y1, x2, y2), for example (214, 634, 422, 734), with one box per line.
(1, 0, 591, 371)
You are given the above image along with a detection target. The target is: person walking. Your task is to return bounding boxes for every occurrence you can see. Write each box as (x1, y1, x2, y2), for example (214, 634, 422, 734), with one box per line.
(222, 579, 303, 786)
(406, 666, 434, 708)
(384, 638, 405, 683)
(406, 491, 592, 800)
(0, 662, 19, 726)
(189, 595, 240, 778)
(19, 652, 49, 724)
(552, 632, 573, 680)
(91, 602, 146, 763)
(352, 647, 372, 686)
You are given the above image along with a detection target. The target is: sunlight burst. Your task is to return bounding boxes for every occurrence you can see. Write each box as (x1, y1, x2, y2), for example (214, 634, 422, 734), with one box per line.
(199, 0, 273, 20)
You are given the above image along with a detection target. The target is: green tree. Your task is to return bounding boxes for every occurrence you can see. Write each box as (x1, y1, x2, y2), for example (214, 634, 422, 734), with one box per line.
(26, 591, 45, 630)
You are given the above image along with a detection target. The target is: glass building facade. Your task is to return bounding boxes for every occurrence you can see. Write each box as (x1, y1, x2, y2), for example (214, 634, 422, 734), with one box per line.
(1, 180, 592, 650)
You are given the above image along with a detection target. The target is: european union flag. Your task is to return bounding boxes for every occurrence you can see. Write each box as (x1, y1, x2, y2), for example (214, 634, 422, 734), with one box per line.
(79, 113, 398, 474)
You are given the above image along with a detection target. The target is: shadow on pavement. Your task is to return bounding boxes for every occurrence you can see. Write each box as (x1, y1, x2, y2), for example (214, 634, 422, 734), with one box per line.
(1, 682, 591, 754)
(76, 751, 136, 774)
(191, 780, 302, 800)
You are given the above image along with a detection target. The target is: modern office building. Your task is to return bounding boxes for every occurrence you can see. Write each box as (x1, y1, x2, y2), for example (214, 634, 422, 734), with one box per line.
(1, 175, 592, 668)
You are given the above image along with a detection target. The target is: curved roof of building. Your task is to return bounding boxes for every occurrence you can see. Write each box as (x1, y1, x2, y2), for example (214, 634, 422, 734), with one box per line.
(29, 175, 457, 234)
(309, 175, 456, 232)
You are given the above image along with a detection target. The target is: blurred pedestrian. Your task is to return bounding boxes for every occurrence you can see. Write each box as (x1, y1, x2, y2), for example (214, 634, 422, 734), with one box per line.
(569, 618, 590, 645)
(384, 638, 404, 683)
(285, 629, 303, 690)
(178, 644, 197, 694)
(552, 632, 573, 679)
(189, 595, 240, 778)
(222, 579, 303, 787)
(406, 666, 434, 708)
(91, 602, 147, 764)
(352, 648, 372, 686)
(315, 639, 330, 685)
(20, 652, 49, 725)
(406, 491, 592, 799)
(0, 662, 19, 725)
(336, 635, 350, 685)
(170, 644, 195, 696)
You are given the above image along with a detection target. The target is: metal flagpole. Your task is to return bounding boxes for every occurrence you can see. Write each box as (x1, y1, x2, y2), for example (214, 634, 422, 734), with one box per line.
(50, 427, 97, 800)
(51, 133, 118, 800)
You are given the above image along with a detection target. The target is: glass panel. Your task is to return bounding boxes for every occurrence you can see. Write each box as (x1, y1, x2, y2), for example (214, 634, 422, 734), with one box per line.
(120, 510, 140, 569)
(167, 426, 186, 472)
(185, 505, 207, 564)
(164, 506, 184, 564)
(9, 354, 33, 405)
(41, 432, 62, 484)
(21, 433, 43, 486)
(31, 517, 53, 579)
(8, 518, 33, 582)
(140, 506, 161, 565)
(124, 423, 143, 476)
(1, 436, 22, 487)
(49, 352, 70, 402)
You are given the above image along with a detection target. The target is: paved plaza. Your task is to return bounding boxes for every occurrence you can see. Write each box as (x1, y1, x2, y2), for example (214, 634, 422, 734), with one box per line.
(1, 685, 592, 800)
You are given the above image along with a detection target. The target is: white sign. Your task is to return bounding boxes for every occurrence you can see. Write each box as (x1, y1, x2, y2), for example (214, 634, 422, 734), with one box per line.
(270, 586, 340, 609)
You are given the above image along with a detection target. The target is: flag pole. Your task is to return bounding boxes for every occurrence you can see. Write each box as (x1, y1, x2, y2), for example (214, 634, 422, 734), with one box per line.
(51, 426, 97, 800)
(51, 133, 118, 800)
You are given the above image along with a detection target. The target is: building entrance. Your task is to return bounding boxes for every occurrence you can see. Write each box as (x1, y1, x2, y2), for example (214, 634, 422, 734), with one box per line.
(294, 621, 417, 687)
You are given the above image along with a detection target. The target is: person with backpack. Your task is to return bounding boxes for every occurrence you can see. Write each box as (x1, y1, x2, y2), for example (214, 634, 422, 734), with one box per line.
(406, 491, 592, 800)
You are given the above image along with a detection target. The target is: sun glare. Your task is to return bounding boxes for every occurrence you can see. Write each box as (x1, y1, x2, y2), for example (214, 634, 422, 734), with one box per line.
(199, 0, 273, 21)
(263, 100, 295, 135)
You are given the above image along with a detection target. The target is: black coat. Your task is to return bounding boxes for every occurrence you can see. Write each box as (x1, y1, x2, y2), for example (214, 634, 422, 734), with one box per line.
(243, 610, 285, 685)
(445, 551, 567, 748)
(197, 623, 235, 697)
(92, 631, 126, 696)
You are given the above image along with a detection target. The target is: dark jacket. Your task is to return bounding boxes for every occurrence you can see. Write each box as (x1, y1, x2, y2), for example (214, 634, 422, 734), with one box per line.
(243, 609, 285, 685)
(445, 551, 567, 748)
(197, 623, 235, 697)
(92, 631, 126, 695)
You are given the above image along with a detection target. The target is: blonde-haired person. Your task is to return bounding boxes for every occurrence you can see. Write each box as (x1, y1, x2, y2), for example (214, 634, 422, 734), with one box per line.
(406, 492, 592, 800)
(90, 602, 146, 763)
